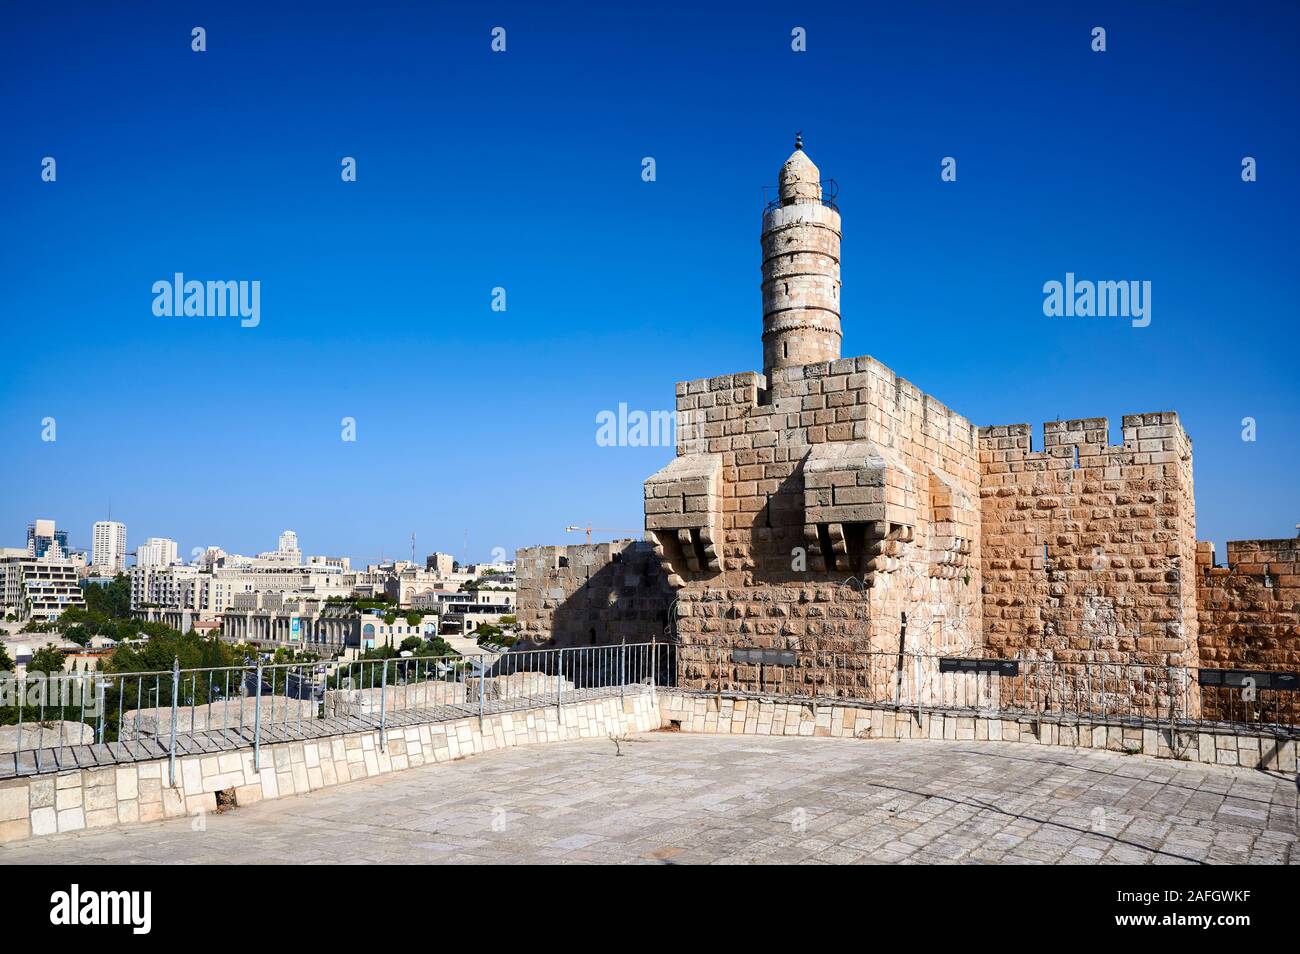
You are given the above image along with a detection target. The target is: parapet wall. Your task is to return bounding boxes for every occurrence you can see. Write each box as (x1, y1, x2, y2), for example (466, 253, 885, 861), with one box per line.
(657, 692, 1297, 771)
(1197, 538, 1300, 670)
(979, 413, 1199, 669)
(515, 540, 673, 647)
(0, 692, 660, 845)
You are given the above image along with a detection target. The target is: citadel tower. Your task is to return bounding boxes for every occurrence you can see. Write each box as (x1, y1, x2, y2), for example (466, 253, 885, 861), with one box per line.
(761, 135, 842, 380)
(517, 138, 1297, 715)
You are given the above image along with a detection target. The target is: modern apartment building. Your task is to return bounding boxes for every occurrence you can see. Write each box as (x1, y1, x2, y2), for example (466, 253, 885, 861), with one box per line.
(438, 586, 517, 635)
(129, 560, 353, 618)
(0, 555, 87, 622)
(91, 520, 127, 574)
(136, 536, 179, 568)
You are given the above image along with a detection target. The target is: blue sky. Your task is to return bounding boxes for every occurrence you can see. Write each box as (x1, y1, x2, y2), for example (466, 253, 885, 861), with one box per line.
(1, 1, 1296, 564)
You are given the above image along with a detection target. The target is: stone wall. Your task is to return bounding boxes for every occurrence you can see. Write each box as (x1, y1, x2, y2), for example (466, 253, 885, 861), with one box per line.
(0, 723, 94, 754)
(0, 690, 660, 845)
(323, 681, 467, 718)
(657, 691, 1297, 772)
(515, 540, 673, 647)
(979, 414, 1199, 669)
(1198, 538, 1300, 668)
(656, 355, 983, 697)
(1197, 538, 1300, 722)
(119, 698, 317, 740)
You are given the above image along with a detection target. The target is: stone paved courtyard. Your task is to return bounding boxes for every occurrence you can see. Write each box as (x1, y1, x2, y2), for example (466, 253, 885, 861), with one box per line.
(0, 734, 1295, 864)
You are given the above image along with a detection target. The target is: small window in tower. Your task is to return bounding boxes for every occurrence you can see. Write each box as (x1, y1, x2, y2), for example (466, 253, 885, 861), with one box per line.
(783, 341, 789, 359)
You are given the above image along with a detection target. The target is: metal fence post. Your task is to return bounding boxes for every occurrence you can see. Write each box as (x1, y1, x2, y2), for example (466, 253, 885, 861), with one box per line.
(478, 654, 485, 729)
(893, 612, 907, 709)
(379, 659, 388, 752)
(556, 648, 563, 720)
(620, 640, 626, 702)
(253, 659, 264, 772)
(168, 656, 180, 788)
(96, 678, 106, 744)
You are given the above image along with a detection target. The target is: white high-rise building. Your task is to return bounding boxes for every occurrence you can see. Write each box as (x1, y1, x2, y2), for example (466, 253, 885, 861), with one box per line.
(256, 529, 301, 564)
(137, 536, 179, 567)
(92, 520, 127, 574)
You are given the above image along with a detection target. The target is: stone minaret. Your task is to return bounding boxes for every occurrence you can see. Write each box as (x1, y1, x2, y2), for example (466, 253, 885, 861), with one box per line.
(761, 135, 842, 380)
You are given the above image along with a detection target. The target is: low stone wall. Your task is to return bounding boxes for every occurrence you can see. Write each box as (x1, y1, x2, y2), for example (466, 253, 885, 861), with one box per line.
(321, 673, 575, 718)
(657, 692, 1299, 772)
(0, 690, 660, 845)
(0, 723, 95, 754)
(470, 671, 574, 701)
(323, 681, 467, 718)
(119, 698, 318, 740)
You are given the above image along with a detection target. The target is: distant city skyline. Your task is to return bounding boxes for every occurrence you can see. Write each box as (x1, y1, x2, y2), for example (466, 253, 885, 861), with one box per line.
(2, 3, 1296, 560)
(8, 515, 505, 568)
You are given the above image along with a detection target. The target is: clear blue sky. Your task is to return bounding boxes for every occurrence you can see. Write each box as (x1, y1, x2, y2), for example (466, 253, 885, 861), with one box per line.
(1, 1, 1296, 564)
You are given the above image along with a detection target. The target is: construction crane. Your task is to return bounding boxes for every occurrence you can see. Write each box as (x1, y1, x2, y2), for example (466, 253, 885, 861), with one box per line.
(564, 524, 642, 544)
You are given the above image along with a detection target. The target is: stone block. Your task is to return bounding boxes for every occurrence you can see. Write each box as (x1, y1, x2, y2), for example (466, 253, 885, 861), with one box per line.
(0, 818, 31, 843)
(187, 792, 216, 815)
(115, 767, 138, 801)
(55, 785, 82, 811)
(161, 786, 185, 818)
(84, 785, 116, 812)
(29, 778, 55, 810)
(86, 807, 117, 829)
(0, 784, 29, 822)
(30, 806, 57, 837)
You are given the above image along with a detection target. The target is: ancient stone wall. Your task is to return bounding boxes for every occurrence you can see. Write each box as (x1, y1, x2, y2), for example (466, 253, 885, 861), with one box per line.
(653, 354, 983, 696)
(1197, 538, 1300, 722)
(1197, 538, 1300, 668)
(979, 413, 1199, 671)
(515, 540, 673, 648)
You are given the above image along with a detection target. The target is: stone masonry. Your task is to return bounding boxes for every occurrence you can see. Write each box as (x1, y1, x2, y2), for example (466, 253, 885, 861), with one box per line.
(516, 539, 673, 648)
(517, 138, 1298, 707)
(0, 691, 661, 844)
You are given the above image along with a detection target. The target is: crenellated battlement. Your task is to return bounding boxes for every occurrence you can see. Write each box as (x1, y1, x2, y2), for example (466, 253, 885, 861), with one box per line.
(979, 413, 1189, 466)
(517, 138, 1296, 711)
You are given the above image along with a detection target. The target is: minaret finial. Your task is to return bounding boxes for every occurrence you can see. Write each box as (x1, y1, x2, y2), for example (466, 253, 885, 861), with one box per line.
(794, 131, 803, 151)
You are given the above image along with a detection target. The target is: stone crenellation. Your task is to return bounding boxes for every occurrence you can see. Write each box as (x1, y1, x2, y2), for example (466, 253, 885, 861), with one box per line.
(515, 138, 1298, 708)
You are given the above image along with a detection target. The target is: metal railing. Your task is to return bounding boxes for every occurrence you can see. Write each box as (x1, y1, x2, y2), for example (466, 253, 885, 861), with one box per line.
(0, 642, 673, 782)
(762, 178, 840, 213)
(674, 646, 1300, 737)
(6, 641, 1292, 784)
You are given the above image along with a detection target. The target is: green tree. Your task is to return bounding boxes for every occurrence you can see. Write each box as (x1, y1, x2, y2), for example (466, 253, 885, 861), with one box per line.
(28, 645, 67, 674)
(0, 645, 13, 672)
(83, 574, 131, 618)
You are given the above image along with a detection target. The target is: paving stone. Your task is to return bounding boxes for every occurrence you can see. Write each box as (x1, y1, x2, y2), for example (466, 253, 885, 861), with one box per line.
(0, 735, 1293, 865)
